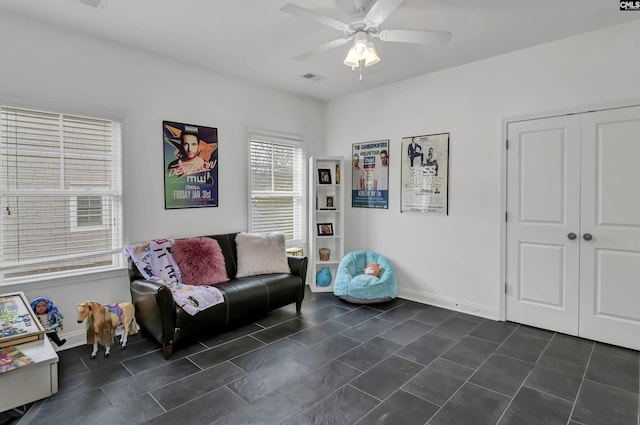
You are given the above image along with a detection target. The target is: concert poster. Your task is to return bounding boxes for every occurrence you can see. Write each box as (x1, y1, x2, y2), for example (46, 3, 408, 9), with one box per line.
(163, 121, 219, 209)
(351, 140, 389, 209)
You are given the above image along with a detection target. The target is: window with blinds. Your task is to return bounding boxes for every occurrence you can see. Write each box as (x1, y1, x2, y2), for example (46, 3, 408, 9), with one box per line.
(0, 106, 123, 281)
(249, 134, 304, 246)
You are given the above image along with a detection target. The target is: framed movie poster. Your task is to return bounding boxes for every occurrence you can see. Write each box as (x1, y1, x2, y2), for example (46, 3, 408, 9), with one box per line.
(163, 121, 218, 209)
(401, 133, 449, 214)
(352, 140, 389, 209)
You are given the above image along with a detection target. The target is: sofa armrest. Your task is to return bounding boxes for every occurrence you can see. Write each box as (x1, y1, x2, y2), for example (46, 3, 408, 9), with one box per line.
(130, 279, 176, 352)
(288, 256, 308, 284)
(288, 256, 308, 312)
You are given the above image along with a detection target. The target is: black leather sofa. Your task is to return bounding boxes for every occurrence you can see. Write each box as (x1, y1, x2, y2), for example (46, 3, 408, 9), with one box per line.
(128, 232, 308, 359)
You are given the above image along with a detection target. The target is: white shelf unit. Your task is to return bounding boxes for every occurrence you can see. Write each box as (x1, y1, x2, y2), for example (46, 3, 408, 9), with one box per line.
(309, 156, 345, 292)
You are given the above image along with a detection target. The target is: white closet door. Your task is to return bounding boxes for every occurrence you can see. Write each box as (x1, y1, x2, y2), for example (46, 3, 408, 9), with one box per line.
(506, 116, 581, 335)
(579, 106, 640, 350)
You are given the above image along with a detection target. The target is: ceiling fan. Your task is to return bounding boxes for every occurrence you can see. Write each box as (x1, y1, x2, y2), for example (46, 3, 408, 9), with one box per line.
(281, 0, 452, 80)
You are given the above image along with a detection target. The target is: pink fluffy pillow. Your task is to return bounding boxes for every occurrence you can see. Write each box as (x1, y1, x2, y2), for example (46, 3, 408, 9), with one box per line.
(172, 237, 229, 286)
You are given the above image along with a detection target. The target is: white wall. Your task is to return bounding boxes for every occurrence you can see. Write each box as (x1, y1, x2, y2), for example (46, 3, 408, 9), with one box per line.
(0, 12, 325, 347)
(326, 20, 640, 319)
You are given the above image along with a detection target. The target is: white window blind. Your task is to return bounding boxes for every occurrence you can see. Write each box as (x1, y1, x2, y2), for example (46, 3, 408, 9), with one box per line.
(249, 135, 304, 246)
(0, 106, 123, 281)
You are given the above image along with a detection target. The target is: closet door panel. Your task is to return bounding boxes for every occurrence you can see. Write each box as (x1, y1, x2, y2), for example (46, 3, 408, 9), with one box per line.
(505, 116, 581, 335)
(579, 106, 640, 350)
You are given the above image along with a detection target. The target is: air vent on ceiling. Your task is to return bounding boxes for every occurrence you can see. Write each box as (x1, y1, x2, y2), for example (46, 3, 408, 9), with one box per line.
(78, 0, 108, 8)
(300, 73, 326, 82)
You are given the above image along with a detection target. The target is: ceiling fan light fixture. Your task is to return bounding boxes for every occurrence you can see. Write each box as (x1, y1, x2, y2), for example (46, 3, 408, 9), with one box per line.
(343, 40, 380, 80)
(352, 31, 370, 60)
(343, 48, 359, 68)
(364, 43, 380, 67)
(282, 1, 453, 81)
(353, 40, 368, 60)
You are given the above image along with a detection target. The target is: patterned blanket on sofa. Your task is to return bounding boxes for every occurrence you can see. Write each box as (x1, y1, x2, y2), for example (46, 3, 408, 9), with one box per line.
(124, 239, 224, 315)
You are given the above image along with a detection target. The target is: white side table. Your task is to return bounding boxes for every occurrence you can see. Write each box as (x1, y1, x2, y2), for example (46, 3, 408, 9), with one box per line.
(0, 337, 59, 412)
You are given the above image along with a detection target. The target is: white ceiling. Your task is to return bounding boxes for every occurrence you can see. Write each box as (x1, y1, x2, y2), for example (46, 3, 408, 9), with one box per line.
(2, 0, 638, 101)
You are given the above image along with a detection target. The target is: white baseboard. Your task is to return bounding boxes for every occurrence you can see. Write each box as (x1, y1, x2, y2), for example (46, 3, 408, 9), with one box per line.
(50, 329, 86, 352)
(398, 287, 499, 321)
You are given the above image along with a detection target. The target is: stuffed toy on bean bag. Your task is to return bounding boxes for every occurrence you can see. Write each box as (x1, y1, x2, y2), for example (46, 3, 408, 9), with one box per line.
(334, 250, 397, 304)
(363, 262, 383, 277)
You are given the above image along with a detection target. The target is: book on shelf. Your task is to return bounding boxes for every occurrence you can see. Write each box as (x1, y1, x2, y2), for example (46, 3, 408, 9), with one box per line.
(0, 345, 33, 374)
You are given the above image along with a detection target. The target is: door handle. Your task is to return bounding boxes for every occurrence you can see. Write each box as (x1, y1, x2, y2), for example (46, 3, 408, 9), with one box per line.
(567, 233, 577, 240)
(583, 233, 593, 241)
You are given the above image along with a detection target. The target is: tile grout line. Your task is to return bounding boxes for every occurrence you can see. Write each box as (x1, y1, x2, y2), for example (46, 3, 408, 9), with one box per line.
(565, 341, 596, 425)
(580, 377, 640, 396)
(519, 383, 578, 405)
(421, 323, 524, 424)
(351, 384, 422, 425)
(338, 334, 430, 423)
(493, 328, 557, 425)
(146, 391, 167, 414)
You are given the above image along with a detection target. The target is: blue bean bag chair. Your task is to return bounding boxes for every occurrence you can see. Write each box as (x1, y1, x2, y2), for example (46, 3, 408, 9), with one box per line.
(333, 250, 397, 304)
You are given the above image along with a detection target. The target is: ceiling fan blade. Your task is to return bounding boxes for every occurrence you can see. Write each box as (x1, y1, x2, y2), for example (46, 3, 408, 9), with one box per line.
(294, 38, 351, 61)
(281, 4, 350, 31)
(364, 0, 405, 27)
(378, 29, 452, 45)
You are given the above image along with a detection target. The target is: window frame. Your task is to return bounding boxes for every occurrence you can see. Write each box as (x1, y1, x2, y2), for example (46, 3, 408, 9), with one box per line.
(248, 131, 306, 247)
(0, 104, 124, 283)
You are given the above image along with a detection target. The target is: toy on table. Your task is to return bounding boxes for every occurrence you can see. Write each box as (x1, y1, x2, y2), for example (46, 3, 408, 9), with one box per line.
(30, 297, 66, 347)
(362, 262, 383, 277)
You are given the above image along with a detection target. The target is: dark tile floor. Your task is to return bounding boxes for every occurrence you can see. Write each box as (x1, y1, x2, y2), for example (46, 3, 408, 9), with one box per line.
(4, 287, 639, 425)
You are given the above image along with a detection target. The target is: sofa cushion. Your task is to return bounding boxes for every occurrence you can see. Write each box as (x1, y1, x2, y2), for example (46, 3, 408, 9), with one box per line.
(207, 233, 239, 279)
(235, 232, 290, 278)
(172, 237, 229, 285)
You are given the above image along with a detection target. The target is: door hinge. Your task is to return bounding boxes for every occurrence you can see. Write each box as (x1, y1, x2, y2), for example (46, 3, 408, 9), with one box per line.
(504, 283, 508, 294)
(505, 139, 509, 150)
(505, 212, 508, 222)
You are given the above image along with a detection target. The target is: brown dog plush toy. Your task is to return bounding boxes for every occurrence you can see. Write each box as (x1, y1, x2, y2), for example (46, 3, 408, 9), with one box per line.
(363, 262, 383, 277)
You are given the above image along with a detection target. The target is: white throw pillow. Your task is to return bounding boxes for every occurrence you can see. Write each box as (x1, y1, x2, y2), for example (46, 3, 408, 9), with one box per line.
(235, 232, 291, 277)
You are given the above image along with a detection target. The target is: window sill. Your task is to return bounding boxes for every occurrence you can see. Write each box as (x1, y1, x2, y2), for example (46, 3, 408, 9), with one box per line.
(0, 267, 128, 292)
